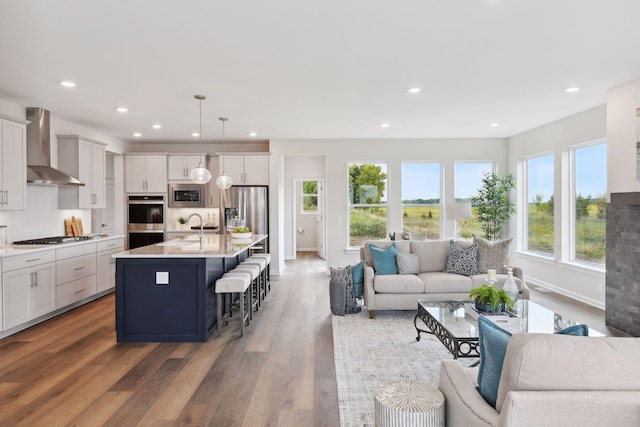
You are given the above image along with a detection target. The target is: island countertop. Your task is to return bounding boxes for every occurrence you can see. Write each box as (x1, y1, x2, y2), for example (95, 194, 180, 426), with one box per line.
(112, 234, 267, 258)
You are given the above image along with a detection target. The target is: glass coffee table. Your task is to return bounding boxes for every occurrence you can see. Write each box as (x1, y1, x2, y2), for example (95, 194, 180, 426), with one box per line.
(414, 300, 600, 362)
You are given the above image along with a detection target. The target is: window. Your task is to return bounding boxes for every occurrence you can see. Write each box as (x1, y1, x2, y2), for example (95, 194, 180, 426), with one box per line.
(454, 162, 493, 238)
(301, 180, 318, 214)
(573, 143, 607, 265)
(348, 162, 388, 247)
(401, 163, 441, 239)
(526, 154, 554, 254)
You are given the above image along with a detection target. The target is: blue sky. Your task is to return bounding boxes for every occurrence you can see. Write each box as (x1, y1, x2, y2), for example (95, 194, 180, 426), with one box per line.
(400, 162, 493, 200)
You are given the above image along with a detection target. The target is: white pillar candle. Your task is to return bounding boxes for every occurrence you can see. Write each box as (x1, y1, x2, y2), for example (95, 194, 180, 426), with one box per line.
(487, 269, 497, 282)
(505, 255, 515, 268)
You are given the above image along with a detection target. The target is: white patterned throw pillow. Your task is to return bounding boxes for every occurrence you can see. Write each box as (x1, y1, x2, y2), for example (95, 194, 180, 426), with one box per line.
(443, 240, 478, 276)
(396, 253, 419, 275)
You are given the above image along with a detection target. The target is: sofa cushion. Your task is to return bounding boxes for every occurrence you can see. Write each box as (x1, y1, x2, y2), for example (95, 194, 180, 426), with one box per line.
(410, 240, 451, 272)
(369, 243, 399, 275)
(419, 272, 474, 293)
(477, 316, 591, 409)
(443, 240, 478, 276)
(474, 235, 513, 274)
(397, 253, 419, 274)
(351, 261, 364, 298)
(373, 273, 425, 293)
(363, 240, 410, 267)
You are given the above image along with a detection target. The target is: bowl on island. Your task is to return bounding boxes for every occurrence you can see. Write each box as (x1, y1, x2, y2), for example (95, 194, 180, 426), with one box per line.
(231, 227, 252, 239)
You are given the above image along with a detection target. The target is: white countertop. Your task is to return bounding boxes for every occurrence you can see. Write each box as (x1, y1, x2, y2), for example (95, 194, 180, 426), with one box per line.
(112, 234, 268, 258)
(0, 235, 125, 258)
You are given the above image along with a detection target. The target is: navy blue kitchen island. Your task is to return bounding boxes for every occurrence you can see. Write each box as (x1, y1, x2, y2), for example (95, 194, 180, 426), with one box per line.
(112, 234, 267, 342)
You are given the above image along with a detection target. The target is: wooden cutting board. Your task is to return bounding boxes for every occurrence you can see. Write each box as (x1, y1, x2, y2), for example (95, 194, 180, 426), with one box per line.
(67, 216, 84, 236)
(65, 218, 73, 236)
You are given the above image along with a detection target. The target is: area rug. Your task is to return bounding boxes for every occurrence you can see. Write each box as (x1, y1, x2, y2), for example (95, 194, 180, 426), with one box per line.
(332, 309, 473, 426)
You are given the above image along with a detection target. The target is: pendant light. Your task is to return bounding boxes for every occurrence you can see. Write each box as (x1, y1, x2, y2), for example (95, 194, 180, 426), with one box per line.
(189, 94, 212, 184)
(215, 117, 233, 189)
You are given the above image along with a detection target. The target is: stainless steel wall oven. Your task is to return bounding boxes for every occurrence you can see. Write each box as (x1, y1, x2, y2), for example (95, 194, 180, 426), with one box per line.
(127, 195, 165, 249)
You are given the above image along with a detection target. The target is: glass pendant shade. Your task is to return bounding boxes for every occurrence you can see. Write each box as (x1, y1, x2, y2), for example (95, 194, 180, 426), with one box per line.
(190, 94, 212, 184)
(190, 162, 212, 184)
(215, 172, 233, 189)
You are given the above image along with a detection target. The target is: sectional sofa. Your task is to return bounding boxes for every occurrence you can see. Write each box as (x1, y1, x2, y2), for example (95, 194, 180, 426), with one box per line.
(361, 239, 529, 319)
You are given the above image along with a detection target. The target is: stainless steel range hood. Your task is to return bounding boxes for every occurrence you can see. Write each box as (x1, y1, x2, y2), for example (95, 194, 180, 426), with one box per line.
(26, 108, 84, 186)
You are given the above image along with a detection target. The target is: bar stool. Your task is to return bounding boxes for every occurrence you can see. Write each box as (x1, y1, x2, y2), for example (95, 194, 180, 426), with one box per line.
(232, 263, 261, 314)
(215, 272, 251, 337)
(249, 253, 271, 293)
(242, 257, 267, 303)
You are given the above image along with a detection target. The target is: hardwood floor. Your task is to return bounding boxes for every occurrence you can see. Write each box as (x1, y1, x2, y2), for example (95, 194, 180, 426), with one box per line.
(0, 252, 339, 427)
(0, 252, 623, 426)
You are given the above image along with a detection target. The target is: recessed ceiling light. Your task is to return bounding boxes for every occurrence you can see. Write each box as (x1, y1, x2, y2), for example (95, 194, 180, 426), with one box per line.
(132, 132, 142, 137)
(60, 80, 76, 88)
(490, 123, 500, 127)
(116, 107, 128, 113)
(565, 86, 580, 93)
(249, 132, 257, 137)
(380, 123, 390, 128)
(406, 87, 422, 94)
(152, 124, 162, 129)
(192, 132, 200, 137)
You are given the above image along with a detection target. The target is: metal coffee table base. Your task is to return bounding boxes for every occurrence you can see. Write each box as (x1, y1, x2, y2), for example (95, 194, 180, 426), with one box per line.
(414, 304, 480, 360)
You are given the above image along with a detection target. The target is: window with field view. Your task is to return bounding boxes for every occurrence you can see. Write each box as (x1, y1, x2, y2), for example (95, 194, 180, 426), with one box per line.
(401, 163, 441, 239)
(454, 162, 493, 239)
(526, 154, 554, 254)
(301, 180, 318, 214)
(348, 163, 388, 246)
(573, 143, 607, 265)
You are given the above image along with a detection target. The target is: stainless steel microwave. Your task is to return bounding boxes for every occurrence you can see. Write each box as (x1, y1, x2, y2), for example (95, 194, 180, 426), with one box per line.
(168, 183, 205, 208)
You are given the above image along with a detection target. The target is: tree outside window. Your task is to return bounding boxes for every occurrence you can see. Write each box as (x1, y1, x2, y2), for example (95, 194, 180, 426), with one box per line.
(526, 154, 554, 254)
(301, 180, 318, 214)
(348, 163, 388, 247)
(574, 143, 606, 265)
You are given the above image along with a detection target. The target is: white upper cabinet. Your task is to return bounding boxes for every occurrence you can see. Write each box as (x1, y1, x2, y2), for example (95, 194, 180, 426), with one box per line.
(0, 118, 27, 211)
(57, 135, 106, 209)
(219, 154, 269, 185)
(168, 155, 205, 180)
(125, 155, 167, 193)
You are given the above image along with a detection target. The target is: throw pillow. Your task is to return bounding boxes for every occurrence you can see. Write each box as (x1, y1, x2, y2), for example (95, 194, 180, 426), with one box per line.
(351, 261, 364, 298)
(396, 253, 419, 275)
(474, 235, 513, 274)
(476, 316, 590, 408)
(330, 265, 352, 285)
(443, 240, 478, 276)
(369, 243, 399, 275)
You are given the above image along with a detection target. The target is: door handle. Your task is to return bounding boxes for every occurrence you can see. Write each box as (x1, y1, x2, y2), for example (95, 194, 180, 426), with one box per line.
(3, 190, 7, 205)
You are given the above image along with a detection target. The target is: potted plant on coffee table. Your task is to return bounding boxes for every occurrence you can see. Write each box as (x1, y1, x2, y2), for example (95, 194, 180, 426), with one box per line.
(468, 284, 514, 313)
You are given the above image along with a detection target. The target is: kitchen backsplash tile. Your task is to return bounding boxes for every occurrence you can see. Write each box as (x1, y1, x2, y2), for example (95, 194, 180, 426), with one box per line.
(0, 185, 91, 243)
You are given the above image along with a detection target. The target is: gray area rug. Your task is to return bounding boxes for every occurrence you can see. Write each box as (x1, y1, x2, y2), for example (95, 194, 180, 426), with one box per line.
(332, 309, 473, 426)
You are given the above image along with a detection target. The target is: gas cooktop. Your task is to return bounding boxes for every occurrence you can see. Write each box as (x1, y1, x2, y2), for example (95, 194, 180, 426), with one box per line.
(13, 235, 97, 245)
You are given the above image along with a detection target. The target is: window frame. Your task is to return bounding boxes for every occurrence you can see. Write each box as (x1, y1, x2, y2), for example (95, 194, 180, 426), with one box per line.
(453, 161, 495, 239)
(401, 161, 443, 240)
(347, 161, 389, 248)
(523, 152, 555, 257)
(300, 179, 319, 215)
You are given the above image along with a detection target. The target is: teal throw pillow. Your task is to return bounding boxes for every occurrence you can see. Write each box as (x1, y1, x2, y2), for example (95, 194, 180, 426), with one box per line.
(476, 316, 589, 408)
(368, 243, 398, 275)
(351, 261, 364, 298)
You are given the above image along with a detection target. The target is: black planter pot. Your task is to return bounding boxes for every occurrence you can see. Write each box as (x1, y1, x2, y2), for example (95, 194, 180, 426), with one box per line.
(475, 301, 506, 313)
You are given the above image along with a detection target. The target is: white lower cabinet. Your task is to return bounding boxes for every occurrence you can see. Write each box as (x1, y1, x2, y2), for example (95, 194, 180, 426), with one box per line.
(96, 238, 124, 292)
(56, 245, 97, 309)
(2, 250, 56, 331)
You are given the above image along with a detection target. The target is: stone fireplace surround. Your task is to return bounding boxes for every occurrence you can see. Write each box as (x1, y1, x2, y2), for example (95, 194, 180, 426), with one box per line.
(606, 192, 640, 337)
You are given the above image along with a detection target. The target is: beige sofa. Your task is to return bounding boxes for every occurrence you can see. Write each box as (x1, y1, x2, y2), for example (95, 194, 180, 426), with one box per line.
(439, 333, 640, 426)
(361, 240, 529, 319)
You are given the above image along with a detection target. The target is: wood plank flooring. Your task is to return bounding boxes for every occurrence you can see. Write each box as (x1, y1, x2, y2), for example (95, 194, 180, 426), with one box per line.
(0, 251, 622, 426)
(0, 252, 339, 427)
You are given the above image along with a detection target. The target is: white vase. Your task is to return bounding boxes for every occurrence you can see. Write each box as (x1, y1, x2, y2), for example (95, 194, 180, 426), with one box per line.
(503, 268, 519, 303)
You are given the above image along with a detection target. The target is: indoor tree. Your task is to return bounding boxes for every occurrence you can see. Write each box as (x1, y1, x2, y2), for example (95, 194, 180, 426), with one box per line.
(471, 172, 516, 241)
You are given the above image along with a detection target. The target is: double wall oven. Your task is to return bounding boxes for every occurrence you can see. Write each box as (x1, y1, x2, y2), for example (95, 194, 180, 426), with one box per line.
(127, 195, 165, 249)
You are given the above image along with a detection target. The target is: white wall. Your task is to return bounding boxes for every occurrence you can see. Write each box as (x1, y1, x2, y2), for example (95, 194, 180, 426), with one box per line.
(507, 105, 607, 308)
(270, 138, 507, 270)
(606, 78, 640, 194)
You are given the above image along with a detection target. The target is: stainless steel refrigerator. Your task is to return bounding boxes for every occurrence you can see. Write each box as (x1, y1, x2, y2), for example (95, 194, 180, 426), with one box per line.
(221, 185, 269, 248)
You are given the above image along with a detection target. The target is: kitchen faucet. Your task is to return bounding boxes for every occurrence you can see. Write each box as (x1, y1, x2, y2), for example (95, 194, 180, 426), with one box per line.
(186, 213, 204, 249)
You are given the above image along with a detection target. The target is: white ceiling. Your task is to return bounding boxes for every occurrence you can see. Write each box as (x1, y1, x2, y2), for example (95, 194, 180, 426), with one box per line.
(1, 0, 640, 143)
